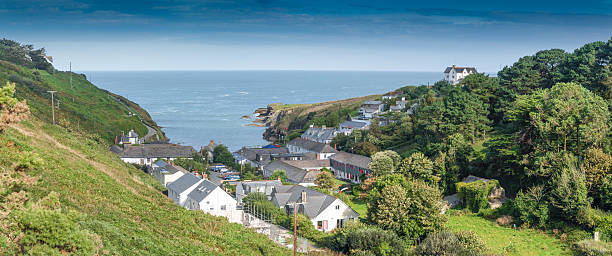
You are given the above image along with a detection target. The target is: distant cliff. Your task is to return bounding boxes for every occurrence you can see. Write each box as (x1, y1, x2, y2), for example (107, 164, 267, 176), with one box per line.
(254, 95, 381, 142)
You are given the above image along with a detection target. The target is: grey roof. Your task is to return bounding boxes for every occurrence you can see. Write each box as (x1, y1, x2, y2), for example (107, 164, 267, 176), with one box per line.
(330, 152, 371, 170)
(118, 144, 196, 158)
(271, 185, 358, 219)
(166, 173, 201, 194)
(110, 145, 123, 154)
(301, 127, 338, 142)
(263, 160, 321, 184)
(186, 180, 219, 203)
(287, 138, 337, 153)
(235, 180, 283, 203)
(363, 101, 382, 105)
(283, 160, 330, 169)
(153, 159, 168, 168)
(340, 120, 367, 129)
(160, 163, 188, 175)
(444, 66, 477, 73)
(234, 147, 289, 162)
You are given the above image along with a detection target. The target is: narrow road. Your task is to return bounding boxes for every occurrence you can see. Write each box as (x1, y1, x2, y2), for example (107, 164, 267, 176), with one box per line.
(143, 124, 158, 142)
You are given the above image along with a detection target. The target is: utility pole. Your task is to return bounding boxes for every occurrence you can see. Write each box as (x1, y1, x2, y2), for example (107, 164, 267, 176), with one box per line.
(47, 91, 57, 125)
(293, 202, 297, 256)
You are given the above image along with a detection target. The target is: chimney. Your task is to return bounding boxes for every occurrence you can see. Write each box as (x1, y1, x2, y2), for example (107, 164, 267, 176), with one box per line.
(452, 64, 456, 68)
(115, 136, 118, 145)
(322, 125, 326, 129)
(301, 191, 307, 203)
(310, 124, 314, 128)
(202, 173, 208, 180)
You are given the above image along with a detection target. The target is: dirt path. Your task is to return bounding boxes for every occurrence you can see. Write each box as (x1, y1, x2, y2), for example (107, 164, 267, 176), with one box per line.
(12, 124, 152, 198)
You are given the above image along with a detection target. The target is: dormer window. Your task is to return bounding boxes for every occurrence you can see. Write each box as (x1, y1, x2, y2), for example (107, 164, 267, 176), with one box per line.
(335, 205, 340, 210)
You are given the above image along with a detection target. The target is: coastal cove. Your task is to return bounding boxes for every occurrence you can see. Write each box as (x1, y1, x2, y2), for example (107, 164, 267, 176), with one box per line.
(84, 70, 441, 150)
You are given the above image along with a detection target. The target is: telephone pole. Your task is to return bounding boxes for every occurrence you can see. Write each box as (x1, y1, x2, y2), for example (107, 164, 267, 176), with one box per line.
(293, 202, 297, 256)
(47, 91, 57, 125)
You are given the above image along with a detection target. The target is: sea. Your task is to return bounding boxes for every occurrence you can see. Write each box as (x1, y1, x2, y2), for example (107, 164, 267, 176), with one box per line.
(83, 71, 441, 151)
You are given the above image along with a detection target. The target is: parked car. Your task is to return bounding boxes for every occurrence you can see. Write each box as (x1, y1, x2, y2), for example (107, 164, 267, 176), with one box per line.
(223, 175, 240, 180)
(220, 168, 233, 173)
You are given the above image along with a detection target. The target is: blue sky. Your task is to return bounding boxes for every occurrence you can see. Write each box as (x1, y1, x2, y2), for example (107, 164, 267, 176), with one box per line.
(1, 0, 611, 71)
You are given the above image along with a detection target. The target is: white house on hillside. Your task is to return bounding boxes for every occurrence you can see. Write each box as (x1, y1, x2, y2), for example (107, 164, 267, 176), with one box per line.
(271, 185, 359, 232)
(167, 173, 204, 207)
(185, 179, 241, 223)
(444, 65, 477, 85)
(151, 160, 188, 187)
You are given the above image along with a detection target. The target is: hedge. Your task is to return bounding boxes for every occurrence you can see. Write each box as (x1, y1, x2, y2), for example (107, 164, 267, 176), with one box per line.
(456, 179, 500, 213)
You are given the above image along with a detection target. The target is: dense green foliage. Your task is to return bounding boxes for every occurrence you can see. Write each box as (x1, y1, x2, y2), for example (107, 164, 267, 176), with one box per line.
(327, 221, 408, 256)
(414, 230, 488, 256)
(0, 39, 54, 73)
(455, 179, 500, 213)
(173, 153, 209, 174)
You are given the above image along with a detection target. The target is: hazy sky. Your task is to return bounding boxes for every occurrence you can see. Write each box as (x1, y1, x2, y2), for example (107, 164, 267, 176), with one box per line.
(2, 0, 611, 72)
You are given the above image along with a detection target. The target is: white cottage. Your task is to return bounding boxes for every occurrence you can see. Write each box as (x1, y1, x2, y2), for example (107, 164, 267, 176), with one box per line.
(271, 185, 359, 232)
(185, 180, 241, 223)
(444, 65, 477, 85)
(114, 143, 196, 166)
(151, 160, 188, 187)
(166, 173, 204, 206)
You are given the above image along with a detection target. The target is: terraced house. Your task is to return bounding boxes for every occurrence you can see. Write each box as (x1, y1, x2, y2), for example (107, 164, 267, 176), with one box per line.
(329, 152, 372, 183)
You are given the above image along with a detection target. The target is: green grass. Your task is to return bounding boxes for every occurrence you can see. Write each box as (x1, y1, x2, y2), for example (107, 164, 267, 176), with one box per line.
(0, 60, 164, 143)
(446, 211, 571, 256)
(1, 121, 291, 255)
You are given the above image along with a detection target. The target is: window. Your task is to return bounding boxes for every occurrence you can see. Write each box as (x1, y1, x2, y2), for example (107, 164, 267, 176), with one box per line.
(335, 205, 340, 210)
(221, 205, 227, 210)
(206, 201, 210, 204)
(210, 207, 214, 210)
(317, 221, 323, 230)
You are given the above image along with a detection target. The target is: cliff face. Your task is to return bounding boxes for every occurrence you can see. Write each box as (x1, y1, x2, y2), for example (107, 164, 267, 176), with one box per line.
(254, 95, 381, 142)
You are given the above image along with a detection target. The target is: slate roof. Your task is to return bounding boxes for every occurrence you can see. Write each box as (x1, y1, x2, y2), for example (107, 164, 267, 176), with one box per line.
(330, 152, 371, 170)
(118, 144, 196, 158)
(110, 145, 123, 154)
(301, 127, 338, 142)
(166, 173, 201, 194)
(340, 120, 367, 129)
(186, 179, 219, 203)
(283, 160, 330, 169)
(271, 185, 358, 219)
(287, 138, 337, 153)
(444, 66, 477, 73)
(263, 160, 321, 184)
(234, 147, 289, 162)
(235, 180, 283, 203)
(363, 101, 382, 105)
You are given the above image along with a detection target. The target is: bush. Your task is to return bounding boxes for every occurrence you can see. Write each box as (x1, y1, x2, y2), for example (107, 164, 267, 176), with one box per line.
(414, 230, 488, 256)
(574, 240, 612, 256)
(455, 179, 499, 213)
(579, 208, 612, 242)
(16, 208, 97, 255)
(328, 222, 408, 256)
(514, 186, 549, 228)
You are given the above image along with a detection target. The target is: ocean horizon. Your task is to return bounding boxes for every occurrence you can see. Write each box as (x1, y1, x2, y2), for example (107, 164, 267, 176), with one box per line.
(83, 70, 443, 151)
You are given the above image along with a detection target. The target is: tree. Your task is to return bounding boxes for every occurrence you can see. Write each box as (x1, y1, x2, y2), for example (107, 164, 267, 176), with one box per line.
(514, 185, 549, 228)
(212, 144, 234, 166)
(314, 170, 335, 191)
(548, 153, 588, 222)
(0, 82, 29, 133)
(442, 89, 490, 144)
(380, 150, 401, 170)
(398, 152, 435, 184)
(329, 220, 408, 256)
(583, 148, 612, 196)
(368, 174, 445, 241)
(369, 152, 395, 177)
(270, 169, 287, 182)
(507, 82, 609, 162)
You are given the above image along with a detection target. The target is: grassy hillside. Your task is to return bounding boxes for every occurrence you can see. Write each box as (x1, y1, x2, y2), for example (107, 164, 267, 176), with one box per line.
(0, 59, 164, 143)
(0, 120, 290, 255)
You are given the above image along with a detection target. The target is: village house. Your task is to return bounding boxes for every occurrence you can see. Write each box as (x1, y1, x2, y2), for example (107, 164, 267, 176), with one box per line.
(234, 179, 283, 203)
(389, 97, 409, 112)
(262, 160, 328, 187)
(358, 101, 384, 119)
(167, 173, 204, 207)
(118, 129, 141, 145)
(184, 179, 241, 223)
(270, 152, 316, 161)
(151, 160, 188, 187)
(270, 185, 359, 232)
(444, 65, 477, 85)
(329, 152, 372, 183)
(338, 120, 369, 135)
(112, 143, 197, 166)
(286, 138, 337, 160)
(301, 125, 339, 144)
(233, 147, 290, 169)
(382, 90, 401, 100)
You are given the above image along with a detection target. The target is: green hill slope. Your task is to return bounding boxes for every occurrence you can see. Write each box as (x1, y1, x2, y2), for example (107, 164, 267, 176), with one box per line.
(0, 58, 164, 144)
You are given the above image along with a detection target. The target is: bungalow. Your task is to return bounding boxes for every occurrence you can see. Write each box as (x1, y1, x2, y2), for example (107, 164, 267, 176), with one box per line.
(301, 125, 338, 144)
(185, 179, 241, 223)
(271, 185, 359, 232)
(382, 90, 401, 100)
(114, 143, 196, 166)
(119, 129, 141, 145)
(167, 173, 204, 207)
(233, 147, 289, 169)
(286, 138, 337, 160)
(358, 101, 384, 119)
(235, 179, 283, 203)
(262, 160, 322, 187)
(338, 120, 369, 135)
(329, 152, 372, 183)
(151, 160, 188, 187)
(444, 65, 477, 85)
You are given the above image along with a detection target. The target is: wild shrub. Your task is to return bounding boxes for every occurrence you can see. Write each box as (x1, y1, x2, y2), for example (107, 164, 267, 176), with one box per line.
(328, 222, 408, 256)
(414, 230, 488, 256)
(574, 240, 611, 256)
(455, 179, 499, 213)
(514, 186, 549, 228)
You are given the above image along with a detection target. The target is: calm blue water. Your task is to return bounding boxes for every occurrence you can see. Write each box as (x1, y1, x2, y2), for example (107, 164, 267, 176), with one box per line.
(83, 71, 441, 151)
